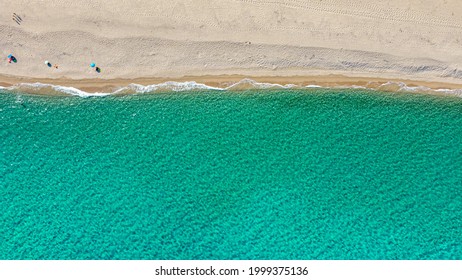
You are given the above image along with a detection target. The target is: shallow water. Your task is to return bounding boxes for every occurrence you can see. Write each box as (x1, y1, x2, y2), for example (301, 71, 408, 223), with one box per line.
(1, 89, 461, 259)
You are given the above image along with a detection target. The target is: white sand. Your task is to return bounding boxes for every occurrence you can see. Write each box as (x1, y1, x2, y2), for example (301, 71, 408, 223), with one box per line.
(1, 0, 462, 88)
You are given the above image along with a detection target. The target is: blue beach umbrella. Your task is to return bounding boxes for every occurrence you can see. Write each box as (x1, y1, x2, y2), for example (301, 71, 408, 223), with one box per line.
(90, 62, 96, 68)
(8, 54, 12, 58)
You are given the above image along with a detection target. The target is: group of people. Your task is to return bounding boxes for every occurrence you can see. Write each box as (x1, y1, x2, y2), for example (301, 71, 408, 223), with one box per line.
(7, 54, 101, 73)
(9, 12, 101, 74)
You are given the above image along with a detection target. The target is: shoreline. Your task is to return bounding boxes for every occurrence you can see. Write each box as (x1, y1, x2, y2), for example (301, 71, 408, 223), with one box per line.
(1, 73, 462, 97)
(3, 1, 462, 97)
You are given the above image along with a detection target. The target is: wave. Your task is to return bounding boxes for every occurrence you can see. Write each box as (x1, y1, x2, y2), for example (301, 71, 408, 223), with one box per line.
(1, 79, 461, 98)
(0, 82, 111, 98)
(375, 81, 462, 97)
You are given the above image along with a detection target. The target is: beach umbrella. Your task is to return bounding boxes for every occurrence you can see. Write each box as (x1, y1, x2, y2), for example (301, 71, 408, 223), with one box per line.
(45, 61, 49, 65)
(8, 54, 12, 58)
(90, 62, 96, 68)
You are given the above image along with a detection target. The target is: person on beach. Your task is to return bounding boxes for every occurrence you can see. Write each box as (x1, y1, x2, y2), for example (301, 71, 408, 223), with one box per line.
(90, 62, 101, 73)
(7, 54, 17, 63)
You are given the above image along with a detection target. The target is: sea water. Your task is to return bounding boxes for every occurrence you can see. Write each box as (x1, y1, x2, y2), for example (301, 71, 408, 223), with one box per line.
(1, 89, 461, 259)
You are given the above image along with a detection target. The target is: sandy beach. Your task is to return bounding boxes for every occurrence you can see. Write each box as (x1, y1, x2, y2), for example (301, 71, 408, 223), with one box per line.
(1, 0, 462, 91)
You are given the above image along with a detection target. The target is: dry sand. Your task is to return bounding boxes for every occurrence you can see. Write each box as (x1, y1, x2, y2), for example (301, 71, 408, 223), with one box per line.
(1, 0, 462, 91)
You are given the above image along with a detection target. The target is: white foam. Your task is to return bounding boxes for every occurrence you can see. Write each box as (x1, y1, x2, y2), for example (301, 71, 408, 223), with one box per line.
(0, 79, 461, 98)
(4, 82, 111, 97)
(224, 78, 296, 90)
(376, 81, 462, 97)
(53, 85, 111, 97)
(116, 81, 224, 94)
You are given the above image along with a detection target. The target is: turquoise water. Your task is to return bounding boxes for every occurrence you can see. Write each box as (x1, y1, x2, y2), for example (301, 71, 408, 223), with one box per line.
(1, 89, 461, 259)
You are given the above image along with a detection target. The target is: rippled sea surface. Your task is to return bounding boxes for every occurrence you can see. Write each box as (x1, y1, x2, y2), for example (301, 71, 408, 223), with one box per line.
(1, 89, 461, 259)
